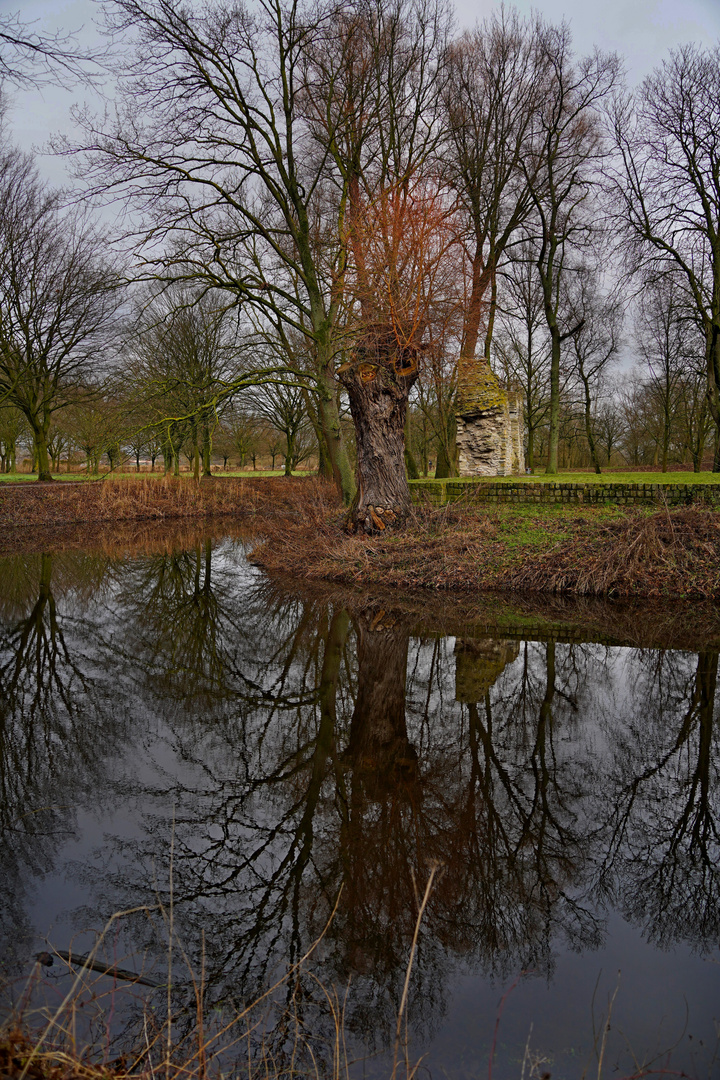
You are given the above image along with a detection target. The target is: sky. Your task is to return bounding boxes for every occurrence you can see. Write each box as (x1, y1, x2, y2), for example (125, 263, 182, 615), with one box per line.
(2, 0, 720, 185)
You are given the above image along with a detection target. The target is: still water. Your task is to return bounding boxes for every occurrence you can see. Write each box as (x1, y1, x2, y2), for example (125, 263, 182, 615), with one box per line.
(1, 533, 719, 1079)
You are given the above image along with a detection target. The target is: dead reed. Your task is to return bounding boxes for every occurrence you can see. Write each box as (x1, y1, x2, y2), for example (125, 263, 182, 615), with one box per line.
(1, 870, 434, 1080)
(251, 501, 720, 599)
(0, 477, 336, 533)
(503, 506, 720, 598)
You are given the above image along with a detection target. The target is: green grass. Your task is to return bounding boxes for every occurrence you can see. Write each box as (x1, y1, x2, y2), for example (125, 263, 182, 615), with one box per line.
(411, 471, 720, 485)
(0, 468, 318, 482)
(486, 503, 624, 550)
(0, 472, 122, 482)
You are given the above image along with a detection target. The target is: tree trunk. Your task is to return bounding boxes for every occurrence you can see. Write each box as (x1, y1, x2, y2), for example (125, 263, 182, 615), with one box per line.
(545, 325, 561, 475)
(284, 455, 293, 476)
(581, 375, 601, 474)
(347, 613, 416, 794)
(706, 319, 720, 472)
(317, 436, 333, 480)
(662, 397, 670, 472)
(317, 366, 356, 504)
(202, 419, 212, 477)
(303, 386, 334, 481)
(33, 421, 53, 482)
(434, 411, 458, 479)
(404, 412, 419, 479)
(339, 363, 418, 534)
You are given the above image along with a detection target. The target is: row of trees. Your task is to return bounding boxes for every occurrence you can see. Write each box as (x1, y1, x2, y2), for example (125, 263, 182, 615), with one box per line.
(2, 348, 708, 479)
(0, 395, 318, 476)
(0, 1, 718, 525)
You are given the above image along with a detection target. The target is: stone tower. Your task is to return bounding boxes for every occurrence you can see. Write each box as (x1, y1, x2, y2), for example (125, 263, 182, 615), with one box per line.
(455, 357, 524, 477)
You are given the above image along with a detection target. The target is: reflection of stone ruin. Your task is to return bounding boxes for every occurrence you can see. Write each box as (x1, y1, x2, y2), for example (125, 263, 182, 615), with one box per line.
(456, 357, 525, 476)
(454, 639, 520, 703)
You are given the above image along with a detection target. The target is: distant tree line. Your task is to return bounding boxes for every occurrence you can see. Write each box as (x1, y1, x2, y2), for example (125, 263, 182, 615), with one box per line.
(0, 1, 718, 505)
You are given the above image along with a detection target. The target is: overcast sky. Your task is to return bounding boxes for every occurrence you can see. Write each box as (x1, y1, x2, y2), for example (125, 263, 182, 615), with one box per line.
(2, 0, 720, 185)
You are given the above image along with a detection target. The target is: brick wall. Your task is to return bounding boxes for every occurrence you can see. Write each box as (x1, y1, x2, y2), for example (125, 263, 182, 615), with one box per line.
(410, 480, 720, 507)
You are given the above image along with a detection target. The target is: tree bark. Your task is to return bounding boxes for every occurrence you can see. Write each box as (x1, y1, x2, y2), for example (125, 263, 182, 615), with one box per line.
(404, 412, 419, 479)
(434, 411, 458, 479)
(545, 324, 561, 475)
(317, 367, 356, 504)
(708, 321, 720, 472)
(32, 420, 53, 482)
(303, 388, 334, 481)
(581, 373, 601, 474)
(202, 418, 212, 478)
(339, 362, 418, 534)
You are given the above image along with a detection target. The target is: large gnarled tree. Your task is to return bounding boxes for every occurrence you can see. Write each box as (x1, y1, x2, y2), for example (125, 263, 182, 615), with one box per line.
(78, 0, 450, 523)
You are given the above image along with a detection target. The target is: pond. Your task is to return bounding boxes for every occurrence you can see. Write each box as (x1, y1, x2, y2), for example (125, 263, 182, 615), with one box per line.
(1, 530, 719, 1080)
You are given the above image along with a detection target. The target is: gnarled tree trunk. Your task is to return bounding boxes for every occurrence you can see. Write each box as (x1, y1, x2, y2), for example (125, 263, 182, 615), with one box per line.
(339, 361, 418, 534)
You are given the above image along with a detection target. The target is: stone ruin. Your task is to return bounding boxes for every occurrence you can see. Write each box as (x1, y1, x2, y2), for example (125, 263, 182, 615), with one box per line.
(454, 638, 520, 703)
(455, 357, 525, 477)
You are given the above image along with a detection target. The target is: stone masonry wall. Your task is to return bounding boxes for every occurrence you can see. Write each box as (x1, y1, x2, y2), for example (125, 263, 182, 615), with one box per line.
(455, 357, 525, 477)
(411, 480, 720, 507)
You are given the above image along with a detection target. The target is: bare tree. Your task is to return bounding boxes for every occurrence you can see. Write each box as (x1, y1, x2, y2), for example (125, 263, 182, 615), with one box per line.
(595, 394, 625, 468)
(128, 287, 243, 481)
(610, 44, 720, 468)
(522, 23, 618, 474)
(443, 10, 543, 364)
(634, 271, 695, 472)
(251, 383, 314, 476)
(566, 265, 623, 473)
(0, 9, 102, 88)
(0, 405, 26, 473)
(76, 0, 451, 526)
(493, 244, 551, 473)
(0, 143, 121, 481)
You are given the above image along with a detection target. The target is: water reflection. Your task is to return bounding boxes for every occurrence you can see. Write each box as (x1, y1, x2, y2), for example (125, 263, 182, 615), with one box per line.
(0, 538, 719, 1073)
(0, 552, 124, 974)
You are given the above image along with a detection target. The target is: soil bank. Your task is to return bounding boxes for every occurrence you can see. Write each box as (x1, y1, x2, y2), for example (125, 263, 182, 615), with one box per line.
(3, 476, 720, 599)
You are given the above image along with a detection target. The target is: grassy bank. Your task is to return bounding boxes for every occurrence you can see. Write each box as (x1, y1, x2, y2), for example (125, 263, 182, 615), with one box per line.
(412, 471, 720, 485)
(250, 496, 720, 599)
(0, 469, 316, 483)
(3, 476, 720, 599)
(0, 475, 321, 530)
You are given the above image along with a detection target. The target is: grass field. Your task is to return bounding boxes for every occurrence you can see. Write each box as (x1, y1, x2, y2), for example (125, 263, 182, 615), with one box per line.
(0, 468, 317, 482)
(4, 468, 720, 485)
(411, 471, 720, 485)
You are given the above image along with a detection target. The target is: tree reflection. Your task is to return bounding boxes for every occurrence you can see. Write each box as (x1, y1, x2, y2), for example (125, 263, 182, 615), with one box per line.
(69, 600, 610, 1047)
(603, 649, 720, 950)
(1, 541, 719, 1062)
(0, 552, 120, 975)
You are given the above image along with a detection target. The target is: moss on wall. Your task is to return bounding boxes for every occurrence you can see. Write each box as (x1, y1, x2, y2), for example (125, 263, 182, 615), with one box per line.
(456, 357, 508, 417)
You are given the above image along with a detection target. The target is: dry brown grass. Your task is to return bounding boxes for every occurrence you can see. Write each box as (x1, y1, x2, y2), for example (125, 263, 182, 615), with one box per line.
(503, 506, 720, 598)
(0, 477, 336, 532)
(251, 501, 720, 599)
